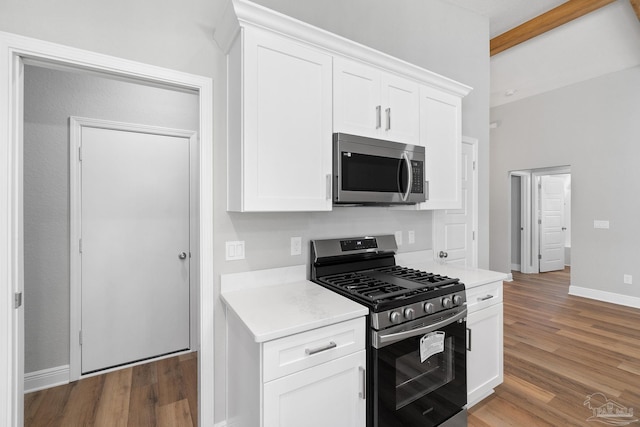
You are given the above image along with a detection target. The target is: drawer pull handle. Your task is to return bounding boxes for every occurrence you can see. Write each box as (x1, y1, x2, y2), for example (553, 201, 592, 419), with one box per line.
(305, 341, 337, 355)
(478, 294, 494, 301)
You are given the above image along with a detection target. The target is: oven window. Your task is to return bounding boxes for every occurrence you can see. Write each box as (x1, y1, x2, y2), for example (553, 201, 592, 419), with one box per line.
(341, 152, 403, 193)
(395, 336, 454, 409)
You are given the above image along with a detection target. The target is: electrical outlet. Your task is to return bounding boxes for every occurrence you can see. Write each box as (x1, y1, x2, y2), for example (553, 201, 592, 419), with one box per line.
(226, 240, 245, 261)
(624, 274, 633, 285)
(594, 220, 610, 229)
(291, 236, 302, 256)
(408, 230, 415, 244)
(395, 231, 403, 246)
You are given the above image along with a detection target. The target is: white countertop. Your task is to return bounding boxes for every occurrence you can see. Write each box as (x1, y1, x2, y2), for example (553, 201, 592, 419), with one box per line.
(221, 266, 368, 343)
(396, 251, 508, 288)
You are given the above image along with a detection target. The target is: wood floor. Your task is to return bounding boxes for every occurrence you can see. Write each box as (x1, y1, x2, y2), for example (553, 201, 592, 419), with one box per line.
(468, 268, 640, 426)
(24, 351, 197, 427)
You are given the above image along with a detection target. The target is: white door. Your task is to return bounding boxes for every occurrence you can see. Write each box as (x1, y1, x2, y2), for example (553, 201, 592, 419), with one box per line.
(434, 139, 477, 267)
(79, 124, 190, 374)
(539, 175, 566, 272)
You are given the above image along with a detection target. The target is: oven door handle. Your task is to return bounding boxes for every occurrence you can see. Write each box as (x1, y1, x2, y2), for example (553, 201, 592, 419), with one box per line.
(373, 308, 467, 348)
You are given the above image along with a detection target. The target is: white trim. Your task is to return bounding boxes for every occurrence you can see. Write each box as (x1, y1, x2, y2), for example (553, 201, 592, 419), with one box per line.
(68, 117, 198, 381)
(0, 30, 214, 427)
(24, 365, 69, 394)
(214, 421, 228, 427)
(214, 0, 472, 97)
(511, 263, 521, 271)
(505, 273, 514, 282)
(568, 286, 640, 309)
(463, 136, 479, 269)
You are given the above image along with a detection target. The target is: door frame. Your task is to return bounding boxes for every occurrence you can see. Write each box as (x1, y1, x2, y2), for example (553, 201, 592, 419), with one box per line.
(0, 31, 215, 426)
(508, 166, 570, 275)
(532, 168, 570, 273)
(69, 117, 198, 381)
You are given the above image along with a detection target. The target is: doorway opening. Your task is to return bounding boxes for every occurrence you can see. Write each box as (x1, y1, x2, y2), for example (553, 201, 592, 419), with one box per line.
(0, 33, 214, 427)
(509, 166, 571, 275)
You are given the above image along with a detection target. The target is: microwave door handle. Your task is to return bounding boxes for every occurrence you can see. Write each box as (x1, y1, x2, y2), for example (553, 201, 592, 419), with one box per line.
(400, 152, 412, 202)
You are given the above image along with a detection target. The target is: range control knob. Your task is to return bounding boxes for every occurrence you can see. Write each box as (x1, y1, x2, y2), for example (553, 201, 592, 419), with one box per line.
(389, 311, 402, 324)
(441, 297, 453, 309)
(424, 302, 434, 314)
(404, 308, 415, 320)
(452, 295, 463, 306)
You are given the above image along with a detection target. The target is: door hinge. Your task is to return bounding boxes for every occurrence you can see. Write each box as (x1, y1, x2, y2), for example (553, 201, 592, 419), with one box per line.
(538, 219, 542, 225)
(472, 231, 476, 241)
(78, 146, 82, 161)
(473, 161, 476, 171)
(79, 331, 83, 346)
(538, 254, 542, 260)
(79, 238, 82, 253)
(14, 292, 22, 309)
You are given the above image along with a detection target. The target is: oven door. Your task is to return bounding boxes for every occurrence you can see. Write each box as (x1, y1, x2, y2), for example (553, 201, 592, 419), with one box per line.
(370, 309, 467, 427)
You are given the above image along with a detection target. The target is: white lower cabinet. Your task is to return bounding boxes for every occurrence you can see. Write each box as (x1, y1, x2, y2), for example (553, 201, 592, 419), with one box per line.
(226, 314, 366, 427)
(263, 350, 366, 427)
(466, 281, 504, 407)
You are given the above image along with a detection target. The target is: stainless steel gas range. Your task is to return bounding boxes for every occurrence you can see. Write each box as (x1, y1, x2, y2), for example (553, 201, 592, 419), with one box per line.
(311, 235, 468, 427)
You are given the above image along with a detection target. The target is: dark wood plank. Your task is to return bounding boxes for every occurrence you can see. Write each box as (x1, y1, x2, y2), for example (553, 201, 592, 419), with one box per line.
(469, 268, 640, 426)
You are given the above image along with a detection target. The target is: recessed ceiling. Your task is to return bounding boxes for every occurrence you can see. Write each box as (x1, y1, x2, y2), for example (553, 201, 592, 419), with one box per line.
(442, 0, 640, 107)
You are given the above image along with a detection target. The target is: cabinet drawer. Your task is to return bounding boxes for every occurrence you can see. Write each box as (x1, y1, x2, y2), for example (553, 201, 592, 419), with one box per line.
(466, 281, 503, 314)
(263, 317, 365, 382)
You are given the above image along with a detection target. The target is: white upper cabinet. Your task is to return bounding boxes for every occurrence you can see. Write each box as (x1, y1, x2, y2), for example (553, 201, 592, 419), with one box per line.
(226, 27, 333, 212)
(417, 85, 462, 210)
(215, 0, 471, 212)
(334, 57, 420, 144)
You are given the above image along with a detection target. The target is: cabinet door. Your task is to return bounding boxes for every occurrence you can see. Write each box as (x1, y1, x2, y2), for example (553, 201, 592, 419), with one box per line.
(242, 28, 333, 211)
(467, 303, 504, 407)
(263, 350, 366, 427)
(418, 85, 462, 210)
(381, 73, 420, 144)
(333, 57, 381, 139)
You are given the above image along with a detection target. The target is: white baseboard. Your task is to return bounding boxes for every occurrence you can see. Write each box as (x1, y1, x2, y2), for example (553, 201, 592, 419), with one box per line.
(506, 272, 513, 282)
(510, 263, 520, 271)
(569, 286, 640, 309)
(25, 365, 69, 393)
(214, 421, 227, 427)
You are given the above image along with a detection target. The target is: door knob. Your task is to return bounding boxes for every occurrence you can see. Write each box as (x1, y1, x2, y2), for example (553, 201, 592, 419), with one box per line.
(178, 252, 187, 260)
(439, 251, 448, 259)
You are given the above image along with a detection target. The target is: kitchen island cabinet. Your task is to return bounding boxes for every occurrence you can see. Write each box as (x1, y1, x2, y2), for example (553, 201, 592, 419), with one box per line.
(221, 266, 368, 427)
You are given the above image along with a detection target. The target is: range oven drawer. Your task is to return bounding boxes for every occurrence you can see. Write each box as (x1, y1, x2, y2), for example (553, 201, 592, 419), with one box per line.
(465, 281, 503, 314)
(263, 317, 365, 382)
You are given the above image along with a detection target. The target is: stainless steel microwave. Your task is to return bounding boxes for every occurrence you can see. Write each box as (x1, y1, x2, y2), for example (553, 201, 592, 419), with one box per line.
(333, 133, 427, 205)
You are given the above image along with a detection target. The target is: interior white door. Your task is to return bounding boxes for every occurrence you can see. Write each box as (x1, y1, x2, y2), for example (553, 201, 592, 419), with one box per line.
(80, 126, 190, 374)
(434, 139, 477, 267)
(539, 175, 566, 272)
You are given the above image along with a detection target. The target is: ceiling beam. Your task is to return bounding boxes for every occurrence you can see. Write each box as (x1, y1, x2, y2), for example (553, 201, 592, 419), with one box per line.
(490, 0, 617, 56)
(631, 0, 640, 20)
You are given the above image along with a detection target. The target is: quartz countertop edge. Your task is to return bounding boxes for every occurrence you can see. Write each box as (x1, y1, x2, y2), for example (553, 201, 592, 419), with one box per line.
(221, 279, 368, 343)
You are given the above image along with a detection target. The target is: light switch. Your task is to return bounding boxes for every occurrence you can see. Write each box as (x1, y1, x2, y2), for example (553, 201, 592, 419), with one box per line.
(408, 230, 415, 244)
(291, 237, 302, 256)
(395, 231, 403, 246)
(226, 241, 245, 261)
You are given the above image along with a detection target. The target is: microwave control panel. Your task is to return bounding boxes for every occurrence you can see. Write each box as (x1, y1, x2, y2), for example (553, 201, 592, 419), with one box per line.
(411, 161, 424, 194)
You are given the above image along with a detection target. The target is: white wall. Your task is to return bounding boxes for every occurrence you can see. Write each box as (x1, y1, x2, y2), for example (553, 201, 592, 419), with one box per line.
(490, 66, 640, 299)
(1, 0, 489, 423)
(23, 65, 198, 374)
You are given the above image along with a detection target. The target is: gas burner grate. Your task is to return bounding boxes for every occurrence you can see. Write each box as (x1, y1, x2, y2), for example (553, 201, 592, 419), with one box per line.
(375, 266, 459, 287)
(319, 272, 405, 301)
